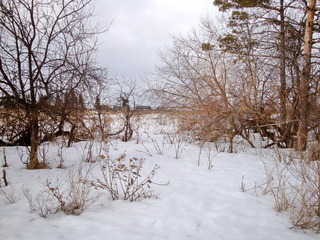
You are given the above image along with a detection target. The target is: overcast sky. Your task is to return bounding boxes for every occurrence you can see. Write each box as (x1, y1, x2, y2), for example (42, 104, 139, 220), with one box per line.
(94, 0, 218, 78)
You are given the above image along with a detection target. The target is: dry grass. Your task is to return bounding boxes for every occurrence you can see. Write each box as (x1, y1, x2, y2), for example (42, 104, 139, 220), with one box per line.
(257, 146, 320, 233)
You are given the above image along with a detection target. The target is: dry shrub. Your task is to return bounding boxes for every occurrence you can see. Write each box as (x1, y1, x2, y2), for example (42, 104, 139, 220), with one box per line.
(164, 132, 186, 159)
(288, 159, 320, 232)
(177, 106, 227, 144)
(0, 166, 16, 204)
(23, 186, 57, 218)
(198, 142, 218, 170)
(93, 154, 161, 202)
(81, 141, 96, 163)
(0, 185, 16, 204)
(260, 159, 291, 212)
(24, 163, 99, 217)
(258, 148, 320, 233)
(176, 103, 249, 153)
(146, 133, 166, 155)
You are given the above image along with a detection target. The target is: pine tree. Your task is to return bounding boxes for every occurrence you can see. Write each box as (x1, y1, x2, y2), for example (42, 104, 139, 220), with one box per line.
(213, 0, 307, 147)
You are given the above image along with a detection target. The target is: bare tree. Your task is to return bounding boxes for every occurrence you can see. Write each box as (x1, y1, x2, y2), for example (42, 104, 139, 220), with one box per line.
(296, 0, 317, 151)
(113, 77, 139, 142)
(151, 23, 260, 152)
(0, 0, 105, 169)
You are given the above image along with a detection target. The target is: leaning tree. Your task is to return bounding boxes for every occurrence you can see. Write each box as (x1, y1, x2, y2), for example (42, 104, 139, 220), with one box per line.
(0, 0, 105, 169)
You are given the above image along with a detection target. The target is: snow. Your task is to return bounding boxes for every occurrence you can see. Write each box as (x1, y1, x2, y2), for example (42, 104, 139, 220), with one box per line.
(0, 114, 318, 240)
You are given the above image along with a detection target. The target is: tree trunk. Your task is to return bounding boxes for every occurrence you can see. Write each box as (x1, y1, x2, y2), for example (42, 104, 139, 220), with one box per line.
(27, 109, 41, 169)
(296, 0, 317, 151)
(279, 0, 286, 126)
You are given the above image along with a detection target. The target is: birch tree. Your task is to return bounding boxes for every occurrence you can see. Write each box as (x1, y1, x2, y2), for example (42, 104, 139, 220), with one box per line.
(296, 0, 317, 151)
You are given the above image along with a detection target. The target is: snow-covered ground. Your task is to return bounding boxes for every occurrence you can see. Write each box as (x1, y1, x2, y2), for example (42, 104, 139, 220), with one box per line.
(0, 114, 318, 240)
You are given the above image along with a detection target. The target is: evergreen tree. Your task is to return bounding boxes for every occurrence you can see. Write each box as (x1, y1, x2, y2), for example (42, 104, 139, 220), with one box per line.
(214, 0, 309, 148)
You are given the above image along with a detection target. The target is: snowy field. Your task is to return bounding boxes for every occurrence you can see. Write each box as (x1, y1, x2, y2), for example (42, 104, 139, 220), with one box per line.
(0, 114, 318, 240)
